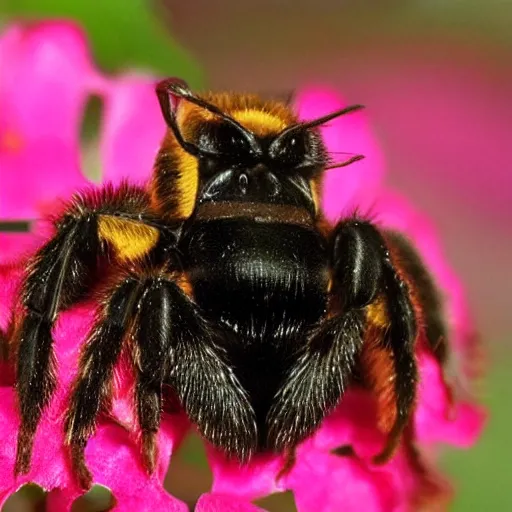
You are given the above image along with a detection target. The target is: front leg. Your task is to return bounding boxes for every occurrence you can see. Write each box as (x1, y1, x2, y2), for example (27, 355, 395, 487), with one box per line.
(12, 182, 169, 475)
(266, 219, 418, 464)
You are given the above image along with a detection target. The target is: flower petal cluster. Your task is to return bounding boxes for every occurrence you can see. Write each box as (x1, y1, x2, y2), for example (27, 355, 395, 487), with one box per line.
(0, 21, 484, 511)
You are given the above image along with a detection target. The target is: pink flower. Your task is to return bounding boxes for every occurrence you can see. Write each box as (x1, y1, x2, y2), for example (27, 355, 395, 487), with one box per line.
(0, 21, 484, 512)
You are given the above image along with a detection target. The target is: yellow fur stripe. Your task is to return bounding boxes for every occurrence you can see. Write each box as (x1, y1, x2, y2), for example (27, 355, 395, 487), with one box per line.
(98, 215, 159, 261)
(232, 109, 287, 136)
(175, 150, 199, 219)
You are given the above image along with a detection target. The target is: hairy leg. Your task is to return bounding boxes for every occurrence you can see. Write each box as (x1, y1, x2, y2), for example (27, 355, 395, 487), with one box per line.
(385, 231, 448, 364)
(13, 182, 165, 475)
(335, 221, 418, 463)
(65, 270, 257, 488)
(266, 219, 418, 465)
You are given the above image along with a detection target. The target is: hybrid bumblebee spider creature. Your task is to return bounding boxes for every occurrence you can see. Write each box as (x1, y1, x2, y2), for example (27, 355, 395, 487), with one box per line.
(12, 78, 449, 488)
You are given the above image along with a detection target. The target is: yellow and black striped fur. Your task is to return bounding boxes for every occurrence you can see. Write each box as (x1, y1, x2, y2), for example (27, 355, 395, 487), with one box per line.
(11, 78, 450, 488)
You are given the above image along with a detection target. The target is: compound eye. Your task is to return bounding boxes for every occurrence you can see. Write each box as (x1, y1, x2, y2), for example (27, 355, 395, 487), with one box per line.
(269, 129, 308, 169)
(199, 122, 252, 162)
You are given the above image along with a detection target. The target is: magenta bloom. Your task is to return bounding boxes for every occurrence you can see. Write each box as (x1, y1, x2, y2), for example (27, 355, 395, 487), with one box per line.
(0, 21, 484, 512)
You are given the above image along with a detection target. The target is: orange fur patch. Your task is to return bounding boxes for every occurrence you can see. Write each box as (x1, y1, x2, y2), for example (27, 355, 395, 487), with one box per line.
(175, 272, 194, 298)
(361, 298, 397, 434)
(98, 216, 159, 261)
(366, 297, 389, 328)
(177, 103, 214, 141)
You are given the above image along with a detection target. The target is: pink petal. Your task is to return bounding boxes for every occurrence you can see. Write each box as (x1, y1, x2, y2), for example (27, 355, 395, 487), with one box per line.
(0, 140, 88, 221)
(0, 21, 100, 140)
(51, 303, 189, 509)
(286, 451, 396, 512)
(415, 350, 485, 447)
(283, 387, 452, 512)
(0, 365, 188, 511)
(0, 388, 73, 507)
(295, 86, 385, 220)
(197, 493, 268, 512)
(0, 263, 21, 327)
(278, 391, 412, 511)
(100, 75, 166, 186)
(0, 233, 38, 265)
(374, 60, 512, 221)
(206, 391, 393, 510)
(45, 488, 77, 511)
(309, 391, 387, 459)
(84, 423, 188, 512)
(0, 21, 101, 219)
(208, 450, 282, 500)
(206, 390, 434, 512)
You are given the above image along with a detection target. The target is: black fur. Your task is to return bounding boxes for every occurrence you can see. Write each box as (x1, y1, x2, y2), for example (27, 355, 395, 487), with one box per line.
(134, 281, 171, 473)
(182, 219, 328, 448)
(378, 246, 418, 461)
(15, 218, 98, 473)
(162, 281, 257, 461)
(266, 311, 365, 452)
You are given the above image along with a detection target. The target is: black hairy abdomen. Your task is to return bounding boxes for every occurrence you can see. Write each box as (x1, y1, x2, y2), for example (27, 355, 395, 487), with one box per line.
(181, 219, 329, 444)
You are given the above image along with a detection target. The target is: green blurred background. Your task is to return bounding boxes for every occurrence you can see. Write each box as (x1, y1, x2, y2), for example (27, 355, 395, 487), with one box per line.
(1, 0, 511, 510)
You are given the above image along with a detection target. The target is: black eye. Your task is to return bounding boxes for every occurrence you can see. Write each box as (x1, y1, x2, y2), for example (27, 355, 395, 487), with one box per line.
(198, 122, 250, 160)
(269, 130, 307, 169)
